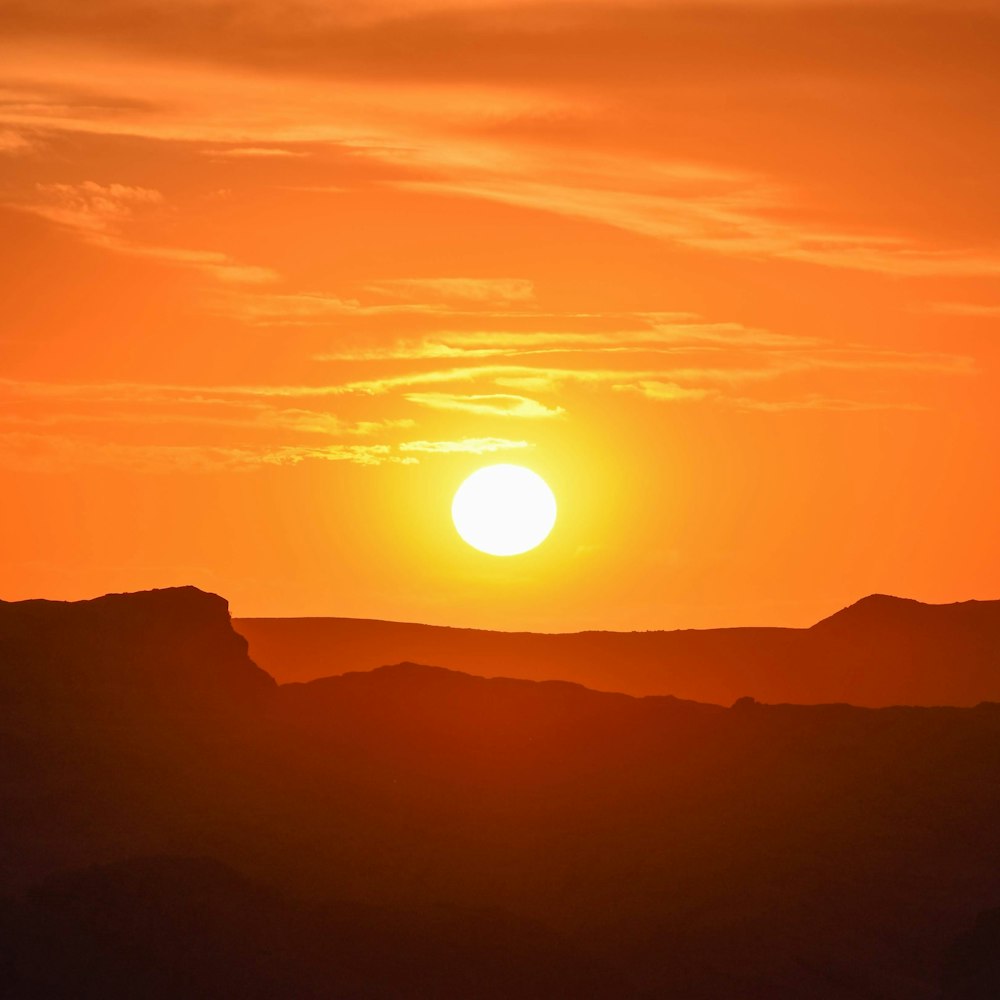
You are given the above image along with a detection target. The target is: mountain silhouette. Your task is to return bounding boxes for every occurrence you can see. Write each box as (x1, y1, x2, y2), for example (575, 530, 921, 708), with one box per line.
(236, 593, 1000, 706)
(1, 587, 274, 710)
(2, 587, 999, 998)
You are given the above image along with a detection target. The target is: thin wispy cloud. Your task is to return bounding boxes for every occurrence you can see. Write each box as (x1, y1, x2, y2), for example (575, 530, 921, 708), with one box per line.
(205, 146, 308, 159)
(324, 348, 973, 398)
(366, 278, 535, 304)
(315, 321, 820, 365)
(613, 382, 716, 403)
(399, 437, 532, 455)
(0, 376, 542, 470)
(31, 181, 164, 233)
(612, 383, 927, 411)
(0, 434, 416, 474)
(0, 409, 414, 436)
(730, 396, 927, 413)
(403, 173, 1000, 279)
(0, 381, 420, 451)
(405, 392, 564, 418)
(926, 302, 1000, 318)
(14, 181, 277, 284)
(224, 292, 462, 325)
(0, 128, 36, 154)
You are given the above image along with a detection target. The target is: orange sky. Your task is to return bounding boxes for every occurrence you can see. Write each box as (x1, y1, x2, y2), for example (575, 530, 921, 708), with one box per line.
(1, 0, 998, 630)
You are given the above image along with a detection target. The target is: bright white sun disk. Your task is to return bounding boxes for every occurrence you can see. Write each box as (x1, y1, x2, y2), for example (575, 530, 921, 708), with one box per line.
(452, 464, 557, 556)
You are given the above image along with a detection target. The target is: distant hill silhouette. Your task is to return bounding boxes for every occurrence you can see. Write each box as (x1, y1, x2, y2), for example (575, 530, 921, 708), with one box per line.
(235, 593, 1000, 707)
(2, 587, 999, 998)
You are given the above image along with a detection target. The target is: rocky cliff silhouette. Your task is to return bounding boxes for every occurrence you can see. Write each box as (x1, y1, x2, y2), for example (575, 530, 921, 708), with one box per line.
(2, 587, 274, 709)
(235, 593, 1000, 706)
(2, 587, 999, 998)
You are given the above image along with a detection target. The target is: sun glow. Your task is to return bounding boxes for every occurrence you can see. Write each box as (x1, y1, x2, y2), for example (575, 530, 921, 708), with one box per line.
(452, 465, 557, 557)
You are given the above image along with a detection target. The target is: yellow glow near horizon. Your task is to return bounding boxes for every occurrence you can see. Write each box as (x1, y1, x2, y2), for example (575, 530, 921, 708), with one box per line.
(452, 465, 557, 557)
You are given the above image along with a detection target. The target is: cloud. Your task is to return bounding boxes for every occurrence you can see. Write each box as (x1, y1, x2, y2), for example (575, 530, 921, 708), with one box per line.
(30, 180, 164, 234)
(124, 245, 279, 284)
(0, 377, 546, 470)
(399, 437, 531, 454)
(612, 381, 929, 411)
(729, 396, 927, 413)
(926, 302, 1000, 318)
(0, 380, 418, 440)
(332, 364, 692, 398)
(613, 381, 715, 402)
(404, 392, 564, 418)
(325, 343, 973, 397)
(316, 321, 819, 363)
(2, 312, 973, 418)
(205, 146, 308, 158)
(14, 181, 277, 284)
(223, 286, 559, 329)
(224, 292, 462, 325)
(2, 2, 986, 87)
(0, 128, 35, 154)
(0, 434, 416, 473)
(2, 0, 999, 285)
(366, 277, 535, 304)
(0, 407, 411, 436)
(404, 173, 1000, 278)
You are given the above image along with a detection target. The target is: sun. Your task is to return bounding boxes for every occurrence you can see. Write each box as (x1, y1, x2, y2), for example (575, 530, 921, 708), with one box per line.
(452, 464, 557, 557)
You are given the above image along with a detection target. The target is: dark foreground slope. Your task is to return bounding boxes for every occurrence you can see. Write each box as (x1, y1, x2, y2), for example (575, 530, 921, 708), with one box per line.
(3, 588, 1000, 999)
(0, 856, 614, 1000)
(235, 593, 1000, 706)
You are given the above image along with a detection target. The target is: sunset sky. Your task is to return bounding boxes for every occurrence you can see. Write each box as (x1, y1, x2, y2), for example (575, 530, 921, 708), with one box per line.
(1, 0, 998, 630)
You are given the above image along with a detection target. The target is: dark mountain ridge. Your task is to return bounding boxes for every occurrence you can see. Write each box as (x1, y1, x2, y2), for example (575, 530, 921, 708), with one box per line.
(235, 593, 1000, 707)
(1, 587, 274, 710)
(2, 586, 1000, 998)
